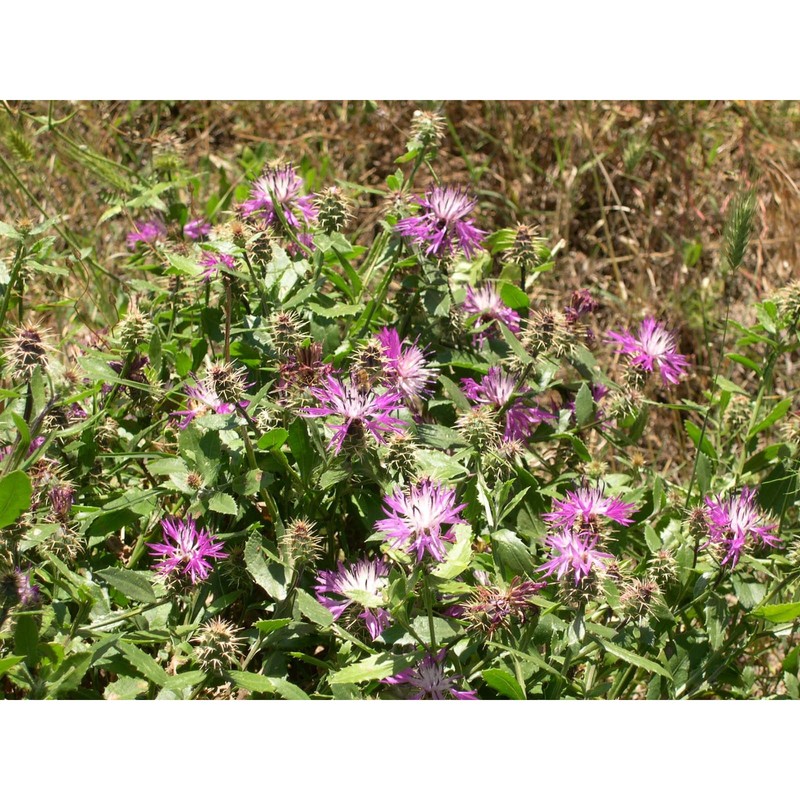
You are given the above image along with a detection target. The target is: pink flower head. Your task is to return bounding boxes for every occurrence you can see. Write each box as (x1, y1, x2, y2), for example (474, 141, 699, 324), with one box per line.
(375, 327, 438, 402)
(240, 164, 316, 230)
(126, 218, 166, 250)
(148, 516, 227, 584)
(564, 289, 598, 324)
(395, 185, 485, 258)
(539, 529, 614, 585)
(462, 366, 554, 442)
(171, 373, 244, 429)
(462, 284, 521, 344)
(383, 648, 477, 700)
(184, 218, 212, 240)
(314, 557, 391, 640)
(376, 478, 467, 562)
(301, 375, 406, 454)
(703, 487, 780, 568)
(199, 251, 236, 282)
(543, 483, 637, 534)
(607, 317, 689, 385)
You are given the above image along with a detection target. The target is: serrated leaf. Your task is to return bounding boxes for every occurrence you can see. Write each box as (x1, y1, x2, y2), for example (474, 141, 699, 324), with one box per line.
(116, 640, 168, 686)
(296, 589, 334, 628)
(97, 568, 158, 604)
(245, 533, 288, 601)
(750, 602, 800, 623)
(208, 492, 238, 515)
(492, 528, 535, 578)
(329, 652, 415, 685)
(254, 619, 292, 635)
(748, 398, 792, 439)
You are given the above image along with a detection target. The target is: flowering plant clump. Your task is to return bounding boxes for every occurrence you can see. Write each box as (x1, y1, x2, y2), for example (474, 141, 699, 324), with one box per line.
(0, 103, 798, 702)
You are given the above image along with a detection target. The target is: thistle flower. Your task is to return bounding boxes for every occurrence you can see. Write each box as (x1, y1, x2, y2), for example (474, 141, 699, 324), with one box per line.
(4, 325, 49, 380)
(118, 300, 153, 350)
(524, 309, 581, 359)
(351, 339, 388, 386)
(301, 375, 406, 454)
(462, 576, 546, 637)
(14, 569, 40, 607)
(455, 405, 502, 449)
(375, 327, 438, 402)
(395, 185, 485, 258)
(375, 478, 467, 562)
(543, 483, 637, 534)
(504, 223, 541, 274)
(702, 487, 780, 568)
(314, 557, 391, 640)
(240, 163, 316, 231)
(462, 284, 521, 345)
(192, 617, 244, 673)
(206, 361, 250, 406)
(620, 578, 661, 619)
(462, 366, 553, 443)
(172, 372, 246, 429)
(383, 649, 477, 700)
(184, 218, 212, 240)
(148, 516, 227, 585)
(607, 317, 689, 386)
(269, 310, 308, 355)
(381, 432, 419, 478)
(564, 289, 598, 325)
(126, 218, 166, 250)
(538, 529, 614, 585)
(199, 251, 236, 282)
(48, 483, 75, 521)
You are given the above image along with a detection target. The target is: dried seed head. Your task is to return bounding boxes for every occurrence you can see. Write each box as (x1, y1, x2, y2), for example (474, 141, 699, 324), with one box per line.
(463, 577, 545, 638)
(523, 310, 579, 359)
(192, 617, 245, 674)
(36, 522, 84, 562)
(409, 110, 446, 149)
(455, 406, 502, 449)
(314, 187, 352, 235)
(581, 460, 609, 481)
(281, 517, 324, 566)
(4, 325, 49, 380)
(483, 439, 525, 483)
(186, 471, 204, 490)
(773, 280, 800, 328)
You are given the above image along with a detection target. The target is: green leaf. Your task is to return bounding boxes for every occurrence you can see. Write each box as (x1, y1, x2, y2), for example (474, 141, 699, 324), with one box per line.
(574, 383, 594, 426)
(329, 652, 415, 685)
(257, 428, 289, 450)
(295, 589, 334, 628)
(0, 471, 32, 528)
(696, 451, 712, 497)
(437, 375, 471, 412)
(208, 492, 238, 516)
(498, 321, 532, 364)
(594, 637, 672, 680)
(245, 533, 287, 601)
(498, 281, 529, 311)
(227, 671, 310, 699)
(97, 568, 158, 604)
(748, 398, 792, 439)
(116, 640, 168, 686)
(482, 668, 525, 700)
(492, 528, 535, 578)
(684, 420, 717, 460)
(432, 524, 473, 579)
(750, 602, 800, 624)
(0, 655, 25, 677)
(254, 619, 292, 635)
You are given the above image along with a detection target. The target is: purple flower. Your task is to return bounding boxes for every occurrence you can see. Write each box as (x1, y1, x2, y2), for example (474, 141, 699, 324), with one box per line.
(15, 569, 40, 607)
(539, 529, 614, 585)
(376, 327, 438, 402)
(0, 435, 46, 464)
(126, 218, 166, 250)
(395, 185, 485, 258)
(199, 251, 236, 282)
(240, 164, 316, 231)
(543, 483, 637, 533)
(462, 284, 521, 344)
(564, 289, 598, 324)
(171, 374, 240, 429)
(607, 317, 689, 385)
(314, 557, 391, 640)
(148, 516, 227, 584)
(703, 487, 780, 568)
(301, 375, 407, 454)
(184, 218, 212, 240)
(462, 366, 553, 442)
(376, 478, 467, 562)
(383, 649, 477, 700)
